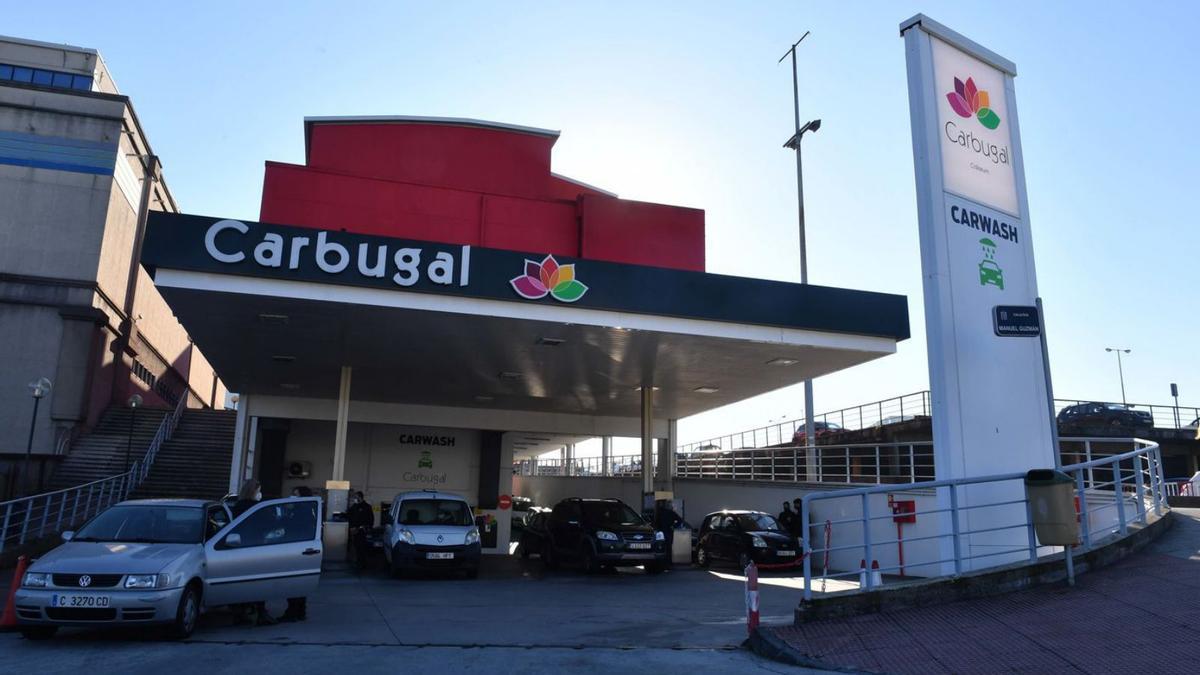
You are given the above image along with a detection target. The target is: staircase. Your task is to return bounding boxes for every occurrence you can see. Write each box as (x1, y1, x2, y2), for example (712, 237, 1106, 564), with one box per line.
(130, 409, 236, 500)
(50, 407, 170, 490)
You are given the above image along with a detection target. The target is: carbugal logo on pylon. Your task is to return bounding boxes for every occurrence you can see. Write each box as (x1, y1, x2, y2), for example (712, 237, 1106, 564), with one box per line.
(943, 75, 1010, 168)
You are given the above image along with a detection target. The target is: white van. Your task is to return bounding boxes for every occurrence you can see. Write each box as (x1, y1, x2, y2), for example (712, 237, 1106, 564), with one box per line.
(382, 490, 481, 578)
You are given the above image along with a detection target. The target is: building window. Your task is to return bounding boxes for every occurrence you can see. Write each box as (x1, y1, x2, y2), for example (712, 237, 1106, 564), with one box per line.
(0, 63, 93, 92)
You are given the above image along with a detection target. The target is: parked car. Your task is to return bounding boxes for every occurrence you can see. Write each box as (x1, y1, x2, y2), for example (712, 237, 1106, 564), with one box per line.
(791, 421, 844, 444)
(543, 498, 669, 574)
(382, 490, 481, 578)
(694, 510, 800, 570)
(516, 510, 551, 559)
(15, 497, 323, 640)
(1057, 402, 1154, 429)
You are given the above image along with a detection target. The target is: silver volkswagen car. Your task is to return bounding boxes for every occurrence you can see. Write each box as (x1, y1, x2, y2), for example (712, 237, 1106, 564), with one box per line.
(15, 496, 323, 639)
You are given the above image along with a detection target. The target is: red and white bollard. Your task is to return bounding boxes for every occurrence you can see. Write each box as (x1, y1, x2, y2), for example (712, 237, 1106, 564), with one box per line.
(744, 560, 759, 635)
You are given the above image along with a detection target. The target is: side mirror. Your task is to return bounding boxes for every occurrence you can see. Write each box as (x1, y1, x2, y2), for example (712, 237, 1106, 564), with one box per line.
(225, 533, 242, 548)
(61, 531, 74, 542)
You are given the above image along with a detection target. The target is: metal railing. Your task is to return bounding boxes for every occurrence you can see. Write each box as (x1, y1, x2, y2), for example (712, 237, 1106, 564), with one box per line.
(514, 454, 649, 477)
(680, 391, 1199, 454)
(799, 438, 1166, 600)
(678, 391, 932, 454)
(0, 394, 188, 554)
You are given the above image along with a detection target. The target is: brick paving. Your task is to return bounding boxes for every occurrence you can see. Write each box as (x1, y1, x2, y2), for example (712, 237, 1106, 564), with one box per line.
(769, 508, 1200, 674)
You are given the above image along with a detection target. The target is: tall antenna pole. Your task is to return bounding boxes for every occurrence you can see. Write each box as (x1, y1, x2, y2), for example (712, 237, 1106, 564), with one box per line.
(780, 31, 817, 478)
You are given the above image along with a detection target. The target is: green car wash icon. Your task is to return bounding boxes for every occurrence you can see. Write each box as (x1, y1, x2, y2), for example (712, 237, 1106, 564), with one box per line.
(418, 450, 433, 469)
(978, 237, 1004, 290)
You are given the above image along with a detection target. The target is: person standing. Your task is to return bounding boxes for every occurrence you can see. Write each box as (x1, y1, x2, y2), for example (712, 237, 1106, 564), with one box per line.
(347, 491, 374, 571)
(280, 485, 315, 623)
(778, 501, 796, 533)
(789, 498, 805, 539)
(229, 480, 276, 626)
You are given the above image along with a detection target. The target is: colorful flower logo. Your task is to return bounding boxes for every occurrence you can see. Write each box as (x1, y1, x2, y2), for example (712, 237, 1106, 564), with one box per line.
(946, 76, 1000, 130)
(510, 254, 588, 303)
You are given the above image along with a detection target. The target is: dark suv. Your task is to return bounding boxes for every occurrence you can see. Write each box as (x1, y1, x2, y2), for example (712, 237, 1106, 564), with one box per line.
(695, 510, 800, 570)
(543, 498, 668, 574)
(1057, 402, 1154, 430)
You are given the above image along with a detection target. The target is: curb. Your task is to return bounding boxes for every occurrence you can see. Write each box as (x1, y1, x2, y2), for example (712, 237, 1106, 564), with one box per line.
(745, 629, 873, 673)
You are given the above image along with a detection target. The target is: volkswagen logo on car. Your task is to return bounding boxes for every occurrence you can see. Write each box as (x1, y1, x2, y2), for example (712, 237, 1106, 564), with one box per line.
(78, 575, 91, 588)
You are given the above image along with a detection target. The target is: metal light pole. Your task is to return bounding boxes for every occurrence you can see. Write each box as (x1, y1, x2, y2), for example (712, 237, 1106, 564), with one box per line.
(1105, 347, 1131, 406)
(126, 394, 143, 474)
(780, 32, 821, 467)
(24, 377, 52, 496)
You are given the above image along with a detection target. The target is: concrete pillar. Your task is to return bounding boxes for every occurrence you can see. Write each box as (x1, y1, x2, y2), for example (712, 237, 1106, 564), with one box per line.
(641, 387, 654, 497)
(332, 366, 352, 481)
(602, 436, 612, 477)
(227, 394, 248, 494)
(565, 443, 575, 476)
(655, 418, 677, 492)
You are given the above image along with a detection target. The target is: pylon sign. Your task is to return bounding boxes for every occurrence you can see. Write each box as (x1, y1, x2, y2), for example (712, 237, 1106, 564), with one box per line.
(900, 15, 1055, 569)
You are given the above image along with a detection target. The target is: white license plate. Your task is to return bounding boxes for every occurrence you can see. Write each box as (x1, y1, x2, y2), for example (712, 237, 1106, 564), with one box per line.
(51, 594, 110, 608)
(426, 552, 455, 560)
(627, 542, 652, 550)
(777, 550, 796, 557)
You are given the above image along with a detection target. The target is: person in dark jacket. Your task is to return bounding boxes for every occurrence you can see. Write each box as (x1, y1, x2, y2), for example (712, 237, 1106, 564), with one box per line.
(231, 479, 261, 518)
(789, 498, 804, 538)
(653, 501, 684, 562)
(778, 501, 797, 533)
(347, 491, 374, 571)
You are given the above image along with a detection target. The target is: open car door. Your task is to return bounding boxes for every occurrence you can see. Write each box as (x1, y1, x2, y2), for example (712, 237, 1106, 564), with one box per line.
(204, 497, 323, 608)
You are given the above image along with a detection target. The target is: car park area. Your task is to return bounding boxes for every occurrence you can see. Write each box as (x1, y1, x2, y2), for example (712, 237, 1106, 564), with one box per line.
(4, 555, 804, 650)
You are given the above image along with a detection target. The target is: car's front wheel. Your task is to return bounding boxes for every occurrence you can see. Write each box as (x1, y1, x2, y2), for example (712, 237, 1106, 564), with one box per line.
(20, 626, 57, 640)
(168, 584, 200, 640)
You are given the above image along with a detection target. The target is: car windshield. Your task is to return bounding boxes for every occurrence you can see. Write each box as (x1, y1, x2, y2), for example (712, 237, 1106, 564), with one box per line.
(73, 505, 204, 544)
(736, 513, 783, 532)
(581, 502, 644, 527)
(398, 499, 473, 526)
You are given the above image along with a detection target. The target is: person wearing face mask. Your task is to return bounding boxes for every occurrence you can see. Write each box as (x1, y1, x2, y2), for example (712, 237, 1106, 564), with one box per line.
(347, 490, 374, 571)
(231, 479, 262, 518)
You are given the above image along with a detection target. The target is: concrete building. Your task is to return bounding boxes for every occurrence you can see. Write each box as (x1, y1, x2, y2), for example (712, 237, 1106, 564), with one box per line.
(0, 35, 225, 496)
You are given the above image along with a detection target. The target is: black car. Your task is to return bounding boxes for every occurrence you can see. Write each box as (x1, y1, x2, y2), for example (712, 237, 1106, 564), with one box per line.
(516, 510, 550, 559)
(1057, 402, 1154, 429)
(543, 498, 669, 574)
(695, 510, 800, 570)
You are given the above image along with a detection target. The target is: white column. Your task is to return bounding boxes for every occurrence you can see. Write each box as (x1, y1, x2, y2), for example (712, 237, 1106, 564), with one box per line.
(565, 443, 575, 476)
(227, 394, 248, 493)
(332, 366, 352, 482)
(656, 418, 677, 492)
(641, 387, 654, 496)
(602, 436, 612, 477)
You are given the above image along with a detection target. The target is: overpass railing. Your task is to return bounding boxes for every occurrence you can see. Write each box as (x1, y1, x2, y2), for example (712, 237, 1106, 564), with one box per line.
(680, 391, 1199, 454)
(799, 438, 1166, 600)
(0, 394, 188, 554)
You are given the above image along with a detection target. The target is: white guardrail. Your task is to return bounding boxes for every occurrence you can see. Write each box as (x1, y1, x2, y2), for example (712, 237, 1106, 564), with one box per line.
(0, 394, 188, 554)
(799, 438, 1166, 599)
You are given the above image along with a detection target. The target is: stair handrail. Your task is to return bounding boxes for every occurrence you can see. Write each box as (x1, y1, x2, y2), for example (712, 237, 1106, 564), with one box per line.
(0, 392, 190, 554)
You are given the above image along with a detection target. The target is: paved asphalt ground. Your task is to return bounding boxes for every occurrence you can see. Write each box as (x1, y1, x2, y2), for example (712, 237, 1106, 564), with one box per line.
(770, 508, 1200, 674)
(1, 554, 831, 674)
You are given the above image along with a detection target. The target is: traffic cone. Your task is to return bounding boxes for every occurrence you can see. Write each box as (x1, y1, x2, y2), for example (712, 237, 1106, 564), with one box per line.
(871, 560, 883, 587)
(1, 555, 29, 629)
(858, 559, 867, 587)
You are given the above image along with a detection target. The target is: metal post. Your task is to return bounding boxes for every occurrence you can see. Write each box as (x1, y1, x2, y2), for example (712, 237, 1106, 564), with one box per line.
(1153, 446, 1166, 516)
(844, 447, 850, 483)
(1064, 536, 1075, 587)
(949, 485, 963, 575)
(641, 386, 654, 497)
(874, 446, 881, 484)
(1036, 299, 1062, 469)
(861, 493, 873, 590)
(1076, 469, 1091, 548)
(19, 499, 33, 544)
(909, 445, 916, 483)
(1133, 453, 1146, 523)
(85, 483, 94, 522)
(70, 487, 79, 528)
(39, 495, 50, 538)
(24, 395, 42, 496)
(0, 503, 11, 554)
(801, 497, 812, 601)
(1114, 458, 1127, 535)
(1024, 497, 1038, 562)
(1085, 441, 1095, 488)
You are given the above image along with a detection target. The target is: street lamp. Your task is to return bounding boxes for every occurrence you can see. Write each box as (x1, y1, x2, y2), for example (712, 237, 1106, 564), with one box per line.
(24, 377, 52, 496)
(781, 34, 822, 458)
(126, 394, 143, 474)
(1105, 347, 1131, 406)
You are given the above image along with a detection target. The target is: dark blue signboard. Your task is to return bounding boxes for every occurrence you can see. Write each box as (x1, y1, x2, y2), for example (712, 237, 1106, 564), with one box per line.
(992, 305, 1040, 337)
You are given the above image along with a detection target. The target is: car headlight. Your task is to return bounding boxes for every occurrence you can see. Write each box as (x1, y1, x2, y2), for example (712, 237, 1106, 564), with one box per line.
(465, 528, 480, 545)
(125, 574, 159, 589)
(654, 531, 665, 542)
(751, 535, 768, 548)
(398, 529, 415, 545)
(22, 572, 48, 588)
(596, 530, 619, 541)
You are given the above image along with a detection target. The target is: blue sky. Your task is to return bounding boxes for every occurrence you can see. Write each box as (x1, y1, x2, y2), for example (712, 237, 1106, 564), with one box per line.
(11, 2, 1198, 444)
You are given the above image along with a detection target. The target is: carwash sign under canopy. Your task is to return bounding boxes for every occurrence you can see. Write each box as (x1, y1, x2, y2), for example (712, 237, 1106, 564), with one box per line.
(901, 15, 1056, 570)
